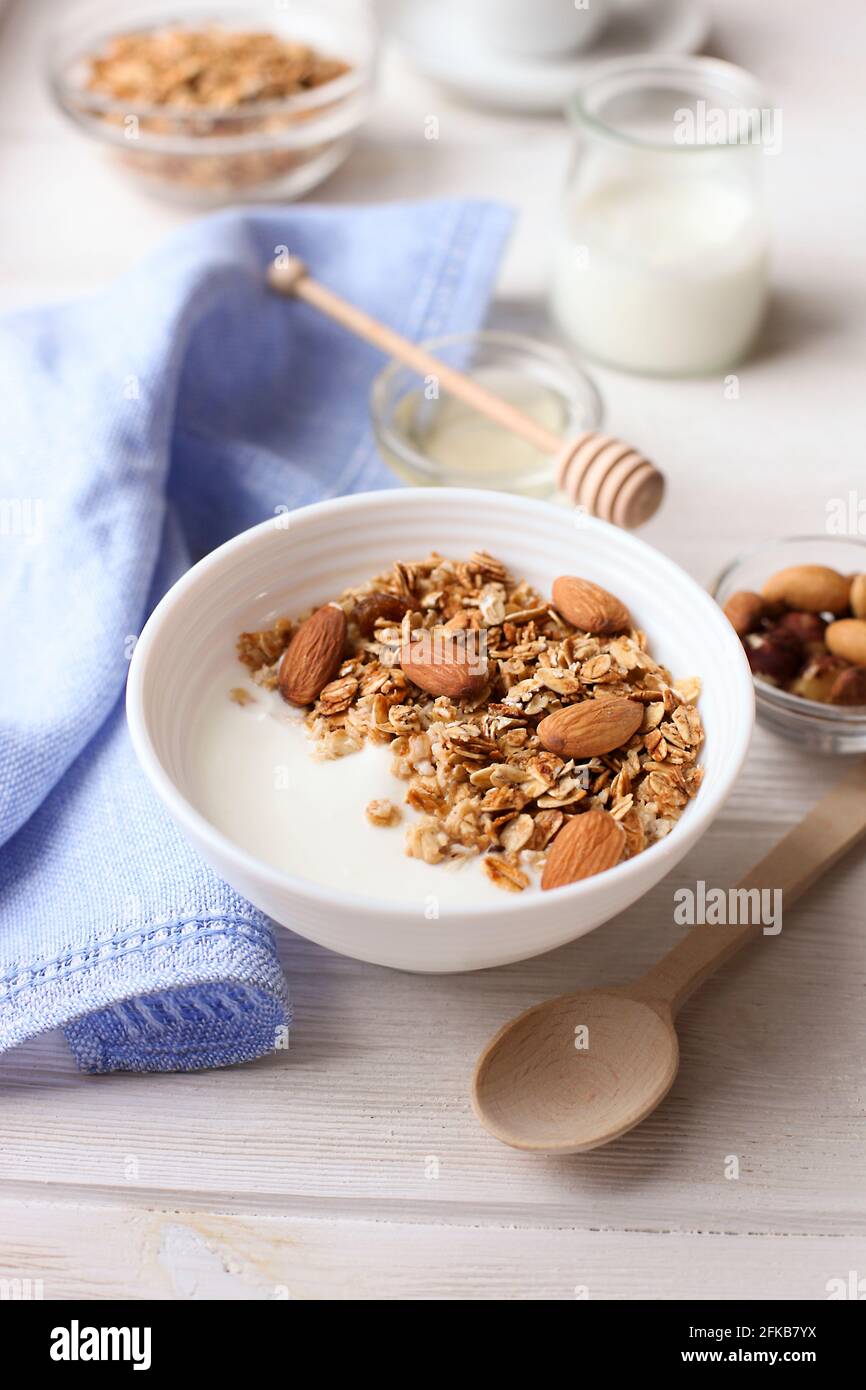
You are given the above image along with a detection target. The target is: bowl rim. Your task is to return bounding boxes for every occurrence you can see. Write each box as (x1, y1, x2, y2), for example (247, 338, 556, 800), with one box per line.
(45, 0, 378, 150)
(710, 532, 866, 724)
(126, 488, 755, 920)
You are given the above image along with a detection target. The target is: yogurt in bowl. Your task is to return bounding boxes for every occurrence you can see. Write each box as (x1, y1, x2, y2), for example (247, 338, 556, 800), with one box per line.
(191, 678, 510, 907)
(126, 489, 754, 972)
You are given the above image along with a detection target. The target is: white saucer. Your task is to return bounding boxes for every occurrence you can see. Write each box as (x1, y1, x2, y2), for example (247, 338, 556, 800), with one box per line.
(387, 0, 711, 114)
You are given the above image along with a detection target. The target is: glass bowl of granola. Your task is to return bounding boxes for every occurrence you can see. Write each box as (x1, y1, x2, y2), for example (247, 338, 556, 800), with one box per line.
(126, 488, 754, 972)
(46, 0, 377, 206)
(712, 535, 866, 754)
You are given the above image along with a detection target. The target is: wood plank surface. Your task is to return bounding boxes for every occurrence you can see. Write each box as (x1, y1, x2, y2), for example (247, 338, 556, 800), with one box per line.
(4, 1199, 864, 1300)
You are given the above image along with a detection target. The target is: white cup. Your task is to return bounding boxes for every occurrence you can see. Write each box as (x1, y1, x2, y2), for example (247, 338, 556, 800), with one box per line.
(466, 0, 612, 59)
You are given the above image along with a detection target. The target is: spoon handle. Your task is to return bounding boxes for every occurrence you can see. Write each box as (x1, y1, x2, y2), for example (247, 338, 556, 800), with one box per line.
(630, 759, 866, 1015)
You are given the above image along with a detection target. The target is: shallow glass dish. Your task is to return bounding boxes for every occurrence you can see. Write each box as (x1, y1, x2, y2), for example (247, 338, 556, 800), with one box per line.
(46, 0, 377, 207)
(370, 330, 603, 499)
(711, 535, 866, 755)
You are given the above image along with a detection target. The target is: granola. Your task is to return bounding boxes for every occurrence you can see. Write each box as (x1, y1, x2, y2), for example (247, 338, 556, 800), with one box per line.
(78, 26, 353, 194)
(236, 553, 704, 891)
(85, 28, 350, 111)
(366, 798, 400, 828)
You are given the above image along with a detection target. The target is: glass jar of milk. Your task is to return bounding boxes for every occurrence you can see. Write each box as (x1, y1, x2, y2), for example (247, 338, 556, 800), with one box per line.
(551, 56, 772, 376)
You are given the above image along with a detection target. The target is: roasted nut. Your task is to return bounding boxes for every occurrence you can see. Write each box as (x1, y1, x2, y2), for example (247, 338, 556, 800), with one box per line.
(541, 810, 625, 890)
(400, 631, 490, 699)
(789, 655, 847, 704)
(826, 618, 866, 667)
(777, 609, 828, 653)
(745, 631, 803, 685)
(551, 576, 630, 634)
(849, 573, 866, 620)
(762, 564, 850, 615)
(723, 590, 767, 637)
(353, 591, 413, 637)
(538, 697, 643, 758)
(278, 604, 347, 706)
(828, 666, 866, 706)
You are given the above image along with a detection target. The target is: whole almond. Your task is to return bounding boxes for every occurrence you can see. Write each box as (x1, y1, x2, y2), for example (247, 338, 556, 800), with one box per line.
(401, 631, 489, 700)
(552, 576, 631, 634)
(723, 589, 767, 637)
(849, 573, 866, 620)
(278, 604, 347, 706)
(825, 618, 866, 667)
(541, 810, 625, 890)
(538, 697, 643, 758)
(761, 564, 850, 615)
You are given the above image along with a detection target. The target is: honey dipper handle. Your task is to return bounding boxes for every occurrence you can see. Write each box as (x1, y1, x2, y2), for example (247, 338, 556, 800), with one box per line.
(268, 257, 560, 455)
(268, 257, 664, 529)
(630, 760, 866, 1016)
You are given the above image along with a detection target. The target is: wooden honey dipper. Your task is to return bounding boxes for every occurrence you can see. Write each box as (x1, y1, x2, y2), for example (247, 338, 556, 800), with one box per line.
(268, 258, 664, 530)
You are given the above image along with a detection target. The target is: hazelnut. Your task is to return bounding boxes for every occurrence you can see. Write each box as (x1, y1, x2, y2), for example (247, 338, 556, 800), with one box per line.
(777, 609, 827, 654)
(745, 630, 803, 685)
(723, 589, 767, 637)
(828, 666, 866, 706)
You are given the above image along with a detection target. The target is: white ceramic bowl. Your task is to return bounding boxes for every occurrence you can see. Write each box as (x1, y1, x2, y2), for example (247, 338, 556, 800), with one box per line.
(126, 489, 754, 972)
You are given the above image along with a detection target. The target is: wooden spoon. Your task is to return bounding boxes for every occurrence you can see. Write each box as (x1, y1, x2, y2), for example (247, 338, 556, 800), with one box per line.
(472, 760, 866, 1153)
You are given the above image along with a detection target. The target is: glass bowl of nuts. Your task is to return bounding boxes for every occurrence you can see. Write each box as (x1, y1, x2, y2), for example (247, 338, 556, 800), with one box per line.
(46, 0, 377, 206)
(712, 535, 866, 754)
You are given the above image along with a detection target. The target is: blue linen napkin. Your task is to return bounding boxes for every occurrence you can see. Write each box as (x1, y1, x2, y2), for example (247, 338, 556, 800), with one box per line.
(0, 202, 511, 1071)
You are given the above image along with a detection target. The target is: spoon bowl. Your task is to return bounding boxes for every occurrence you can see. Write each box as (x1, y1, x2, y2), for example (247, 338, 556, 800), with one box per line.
(472, 989, 679, 1153)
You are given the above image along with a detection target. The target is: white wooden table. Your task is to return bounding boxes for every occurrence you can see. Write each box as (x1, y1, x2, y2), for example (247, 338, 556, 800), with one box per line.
(1, 0, 864, 1300)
